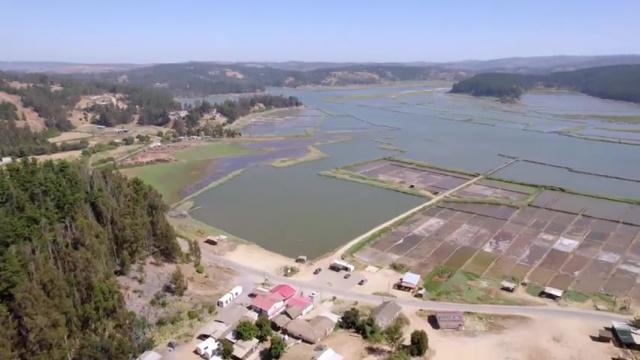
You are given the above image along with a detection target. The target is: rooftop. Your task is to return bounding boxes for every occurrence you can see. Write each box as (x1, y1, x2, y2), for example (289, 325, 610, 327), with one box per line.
(401, 272, 421, 287)
(371, 301, 402, 328)
(270, 284, 296, 299)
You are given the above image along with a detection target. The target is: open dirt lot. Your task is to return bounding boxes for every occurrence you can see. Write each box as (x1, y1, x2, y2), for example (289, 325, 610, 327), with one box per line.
(0, 90, 46, 131)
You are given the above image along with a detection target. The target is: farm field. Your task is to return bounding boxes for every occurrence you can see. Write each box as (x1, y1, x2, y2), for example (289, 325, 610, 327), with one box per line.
(121, 142, 250, 203)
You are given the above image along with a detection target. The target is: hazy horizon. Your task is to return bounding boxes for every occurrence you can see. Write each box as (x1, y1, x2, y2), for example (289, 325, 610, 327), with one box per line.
(2, 0, 640, 64)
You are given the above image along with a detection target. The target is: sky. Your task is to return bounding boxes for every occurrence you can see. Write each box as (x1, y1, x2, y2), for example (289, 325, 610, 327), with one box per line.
(1, 0, 639, 64)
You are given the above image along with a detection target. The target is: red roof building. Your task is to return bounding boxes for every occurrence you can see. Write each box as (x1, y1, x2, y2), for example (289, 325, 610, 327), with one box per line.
(270, 284, 296, 300)
(251, 293, 285, 318)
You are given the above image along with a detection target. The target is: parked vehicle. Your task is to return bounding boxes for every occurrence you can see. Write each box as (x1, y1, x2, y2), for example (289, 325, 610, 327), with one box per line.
(313, 267, 322, 275)
(308, 290, 319, 299)
(358, 278, 367, 285)
(217, 285, 243, 308)
(343, 273, 351, 279)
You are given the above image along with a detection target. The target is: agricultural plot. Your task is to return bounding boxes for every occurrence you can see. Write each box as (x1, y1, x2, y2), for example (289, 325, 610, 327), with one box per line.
(344, 158, 534, 202)
(355, 189, 640, 299)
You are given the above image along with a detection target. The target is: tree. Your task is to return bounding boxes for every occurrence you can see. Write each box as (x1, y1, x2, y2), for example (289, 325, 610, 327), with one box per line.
(384, 323, 404, 351)
(235, 320, 259, 341)
(220, 339, 234, 360)
(357, 316, 383, 344)
(256, 314, 273, 342)
(269, 335, 286, 359)
(168, 267, 188, 296)
(409, 330, 429, 357)
(339, 307, 361, 330)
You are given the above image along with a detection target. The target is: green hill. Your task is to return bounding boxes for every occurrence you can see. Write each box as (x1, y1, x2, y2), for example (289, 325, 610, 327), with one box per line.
(450, 64, 640, 103)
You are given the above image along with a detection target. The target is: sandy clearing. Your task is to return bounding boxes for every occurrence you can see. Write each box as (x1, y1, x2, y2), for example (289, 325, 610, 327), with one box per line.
(0, 91, 46, 131)
(30, 150, 83, 161)
(407, 310, 619, 360)
(48, 131, 93, 143)
(224, 243, 293, 276)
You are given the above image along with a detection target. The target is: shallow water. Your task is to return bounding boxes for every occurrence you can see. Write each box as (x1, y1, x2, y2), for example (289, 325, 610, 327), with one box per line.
(189, 84, 640, 257)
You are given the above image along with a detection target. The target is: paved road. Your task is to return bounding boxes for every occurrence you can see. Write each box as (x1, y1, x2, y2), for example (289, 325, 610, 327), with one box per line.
(206, 254, 630, 323)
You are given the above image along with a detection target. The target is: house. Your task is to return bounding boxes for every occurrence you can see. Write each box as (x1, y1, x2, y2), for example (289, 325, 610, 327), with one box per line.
(285, 295, 314, 318)
(196, 337, 220, 359)
(541, 286, 563, 300)
(397, 272, 421, 291)
(500, 280, 517, 292)
(250, 292, 285, 318)
(329, 260, 354, 272)
(270, 284, 296, 300)
(285, 316, 336, 344)
(435, 311, 464, 330)
(371, 301, 402, 328)
(136, 350, 162, 360)
(271, 313, 293, 329)
(1, 157, 12, 165)
(611, 321, 640, 348)
(232, 338, 259, 359)
(314, 346, 344, 360)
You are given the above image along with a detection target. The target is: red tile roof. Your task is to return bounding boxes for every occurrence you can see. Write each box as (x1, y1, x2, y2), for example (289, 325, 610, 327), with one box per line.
(286, 295, 312, 309)
(270, 284, 296, 300)
(251, 293, 283, 311)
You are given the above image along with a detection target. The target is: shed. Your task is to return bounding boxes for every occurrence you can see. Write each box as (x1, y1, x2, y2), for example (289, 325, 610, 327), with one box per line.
(285, 295, 314, 318)
(435, 311, 464, 330)
(500, 280, 517, 292)
(542, 286, 564, 300)
(612, 321, 640, 347)
(232, 338, 259, 359)
(371, 301, 402, 328)
(398, 272, 421, 291)
(593, 329, 613, 343)
(329, 260, 354, 272)
(314, 347, 344, 360)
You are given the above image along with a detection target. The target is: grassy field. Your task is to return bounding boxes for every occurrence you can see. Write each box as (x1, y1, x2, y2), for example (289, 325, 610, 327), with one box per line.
(121, 142, 249, 203)
(423, 265, 524, 305)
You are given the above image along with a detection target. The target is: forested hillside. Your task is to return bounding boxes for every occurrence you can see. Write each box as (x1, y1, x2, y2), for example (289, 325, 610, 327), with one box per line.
(450, 64, 640, 103)
(87, 63, 466, 96)
(0, 159, 181, 359)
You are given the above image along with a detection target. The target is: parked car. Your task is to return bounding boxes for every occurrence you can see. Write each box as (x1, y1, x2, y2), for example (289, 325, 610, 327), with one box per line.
(343, 273, 351, 279)
(358, 278, 367, 285)
(308, 290, 319, 299)
(313, 268, 322, 275)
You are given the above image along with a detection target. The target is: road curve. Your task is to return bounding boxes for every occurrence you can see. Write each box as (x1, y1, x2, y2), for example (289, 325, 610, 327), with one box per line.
(207, 254, 631, 323)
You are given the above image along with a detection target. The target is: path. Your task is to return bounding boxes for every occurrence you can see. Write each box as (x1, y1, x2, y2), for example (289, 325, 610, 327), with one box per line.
(205, 253, 629, 323)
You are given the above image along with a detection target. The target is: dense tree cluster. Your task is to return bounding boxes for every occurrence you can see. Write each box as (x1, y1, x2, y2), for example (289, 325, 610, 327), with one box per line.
(214, 95, 302, 123)
(451, 64, 640, 103)
(0, 122, 88, 157)
(0, 159, 181, 359)
(0, 101, 18, 120)
(89, 104, 134, 127)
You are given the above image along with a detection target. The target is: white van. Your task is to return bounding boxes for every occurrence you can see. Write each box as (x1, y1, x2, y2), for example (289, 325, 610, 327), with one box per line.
(230, 285, 243, 298)
(217, 293, 233, 308)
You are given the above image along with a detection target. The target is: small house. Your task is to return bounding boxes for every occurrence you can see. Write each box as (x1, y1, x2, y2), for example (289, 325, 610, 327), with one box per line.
(397, 272, 421, 291)
(541, 286, 563, 300)
(231, 338, 259, 359)
(435, 311, 464, 330)
(329, 259, 354, 272)
(285, 295, 314, 318)
(500, 280, 517, 292)
(371, 300, 402, 328)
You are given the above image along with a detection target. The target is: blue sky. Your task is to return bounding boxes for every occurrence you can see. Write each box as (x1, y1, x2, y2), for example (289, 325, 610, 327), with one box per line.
(1, 0, 639, 63)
